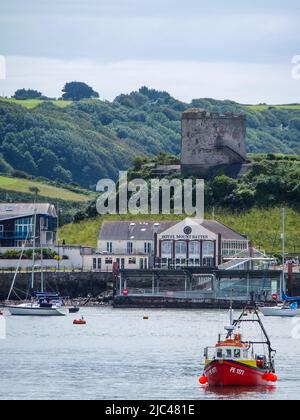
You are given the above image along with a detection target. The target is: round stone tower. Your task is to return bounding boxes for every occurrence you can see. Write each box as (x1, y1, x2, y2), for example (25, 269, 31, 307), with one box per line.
(181, 109, 247, 176)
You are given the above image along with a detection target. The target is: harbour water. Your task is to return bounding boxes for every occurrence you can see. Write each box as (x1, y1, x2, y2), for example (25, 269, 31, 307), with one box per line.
(0, 307, 299, 400)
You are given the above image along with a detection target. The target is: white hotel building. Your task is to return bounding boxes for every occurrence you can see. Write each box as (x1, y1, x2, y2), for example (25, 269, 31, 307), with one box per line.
(87, 218, 249, 272)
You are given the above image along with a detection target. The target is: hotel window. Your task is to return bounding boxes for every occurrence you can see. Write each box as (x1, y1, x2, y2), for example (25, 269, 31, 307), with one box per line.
(202, 241, 214, 256)
(128, 257, 136, 265)
(105, 257, 113, 265)
(175, 241, 187, 256)
(161, 241, 172, 257)
(189, 241, 200, 256)
(106, 242, 113, 253)
(203, 257, 215, 267)
(93, 258, 97, 270)
(144, 242, 151, 254)
(127, 242, 133, 254)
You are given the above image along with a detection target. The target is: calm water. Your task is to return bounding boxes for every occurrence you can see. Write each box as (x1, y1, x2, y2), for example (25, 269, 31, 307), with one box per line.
(0, 307, 299, 400)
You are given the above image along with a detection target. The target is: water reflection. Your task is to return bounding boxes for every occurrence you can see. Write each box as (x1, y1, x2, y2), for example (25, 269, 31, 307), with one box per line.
(201, 385, 277, 399)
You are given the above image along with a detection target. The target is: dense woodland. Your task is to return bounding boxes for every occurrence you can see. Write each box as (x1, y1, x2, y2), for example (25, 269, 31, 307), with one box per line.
(0, 87, 300, 188)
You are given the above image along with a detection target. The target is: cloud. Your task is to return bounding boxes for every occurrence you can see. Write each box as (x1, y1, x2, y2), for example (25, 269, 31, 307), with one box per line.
(0, 13, 298, 64)
(0, 55, 298, 104)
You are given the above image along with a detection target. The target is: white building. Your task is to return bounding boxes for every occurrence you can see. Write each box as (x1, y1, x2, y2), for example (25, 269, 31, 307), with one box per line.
(89, 218, 249, 272)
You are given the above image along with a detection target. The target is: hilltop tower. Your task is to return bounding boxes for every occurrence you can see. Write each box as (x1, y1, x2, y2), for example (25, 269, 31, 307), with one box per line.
(181, 109, 247, 176)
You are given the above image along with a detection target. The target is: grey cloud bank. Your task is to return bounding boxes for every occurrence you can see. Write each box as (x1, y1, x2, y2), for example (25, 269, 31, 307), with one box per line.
(0, 0, 299, 103)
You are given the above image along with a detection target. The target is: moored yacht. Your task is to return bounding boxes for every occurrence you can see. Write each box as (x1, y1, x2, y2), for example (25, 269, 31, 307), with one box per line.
(5, 208, 67, 317)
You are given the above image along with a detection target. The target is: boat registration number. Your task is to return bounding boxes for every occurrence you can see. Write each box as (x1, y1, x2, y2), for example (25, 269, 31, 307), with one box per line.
(207, 367, 218, 376)
(230, 367, 245, 376)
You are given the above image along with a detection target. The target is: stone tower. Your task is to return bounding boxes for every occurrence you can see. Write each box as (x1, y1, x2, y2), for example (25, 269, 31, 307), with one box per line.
(181, 109, 247, 176)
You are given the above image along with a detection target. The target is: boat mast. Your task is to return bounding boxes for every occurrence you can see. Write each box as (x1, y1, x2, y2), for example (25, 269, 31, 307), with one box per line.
(31, 208, 37, 296)
(281, 208, 286, 296)
(40, 217, 44, 293)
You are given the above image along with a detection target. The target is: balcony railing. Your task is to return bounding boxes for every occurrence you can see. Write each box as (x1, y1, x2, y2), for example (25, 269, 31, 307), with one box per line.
(0, 231, 33, 240)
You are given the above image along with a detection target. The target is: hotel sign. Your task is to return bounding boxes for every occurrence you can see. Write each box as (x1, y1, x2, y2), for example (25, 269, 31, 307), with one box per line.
(161, 234, 210, 240)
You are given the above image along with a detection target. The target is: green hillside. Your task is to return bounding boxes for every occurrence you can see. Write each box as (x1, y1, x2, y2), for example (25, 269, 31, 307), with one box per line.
(1, 88, 300, 188)
(246, 104, 300, 111)
(0, 175, 94, 224)
(0, 98, 72, 109)
(59, 208, 300, 254)
(0, 175, 92, 202)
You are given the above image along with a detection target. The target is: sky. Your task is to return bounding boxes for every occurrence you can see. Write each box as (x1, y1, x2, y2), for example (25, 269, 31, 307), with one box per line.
(0, 0, 299, 104)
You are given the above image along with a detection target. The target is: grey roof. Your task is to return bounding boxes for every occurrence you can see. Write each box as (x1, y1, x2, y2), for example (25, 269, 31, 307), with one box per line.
(0, 203, 57, 221)
(99, 221, 177, 241)
(201, 220, 247, 240)
(99, 219, 247, 241)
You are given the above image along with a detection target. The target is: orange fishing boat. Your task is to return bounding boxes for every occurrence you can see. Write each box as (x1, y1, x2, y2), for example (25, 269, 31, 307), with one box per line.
(199, 305, 278, 387)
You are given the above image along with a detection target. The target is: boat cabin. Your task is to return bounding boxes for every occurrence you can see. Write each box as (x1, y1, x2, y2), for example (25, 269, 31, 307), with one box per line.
(205, 333, 251, 361)
(204, 332, 268, 369)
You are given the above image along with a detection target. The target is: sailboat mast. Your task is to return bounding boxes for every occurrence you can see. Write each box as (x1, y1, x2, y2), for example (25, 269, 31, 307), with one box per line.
(31, 208, 37, 293)
(40, 217, 44, 293)
(282, 208, 286, 296)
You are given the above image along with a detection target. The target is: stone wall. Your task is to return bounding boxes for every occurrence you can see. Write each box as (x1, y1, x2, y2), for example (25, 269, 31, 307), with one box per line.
(0, 271, 112, 301)
(181, 109, 247, 176)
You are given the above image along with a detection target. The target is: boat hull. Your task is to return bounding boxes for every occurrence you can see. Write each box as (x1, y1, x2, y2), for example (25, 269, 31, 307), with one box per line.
(204, 360, 271, 387)
(260, 306, 300, 317)
(6, 305, 67, 316)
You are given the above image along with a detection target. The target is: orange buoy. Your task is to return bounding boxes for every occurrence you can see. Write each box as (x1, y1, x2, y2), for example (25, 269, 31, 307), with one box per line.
(263, 373, 278, 382)
(198, 376, 208, 385)
(73, 317, 86, 325)
(268, 373, 278, 382)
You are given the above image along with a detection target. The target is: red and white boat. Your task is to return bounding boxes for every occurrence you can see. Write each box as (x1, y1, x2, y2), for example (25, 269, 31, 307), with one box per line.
(199, 305, 278, 387)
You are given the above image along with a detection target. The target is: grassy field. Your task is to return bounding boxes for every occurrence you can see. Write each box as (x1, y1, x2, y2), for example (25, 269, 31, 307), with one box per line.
(0, 176, 92, 202)
(245, 104, 300, 111)
(0, 98, 72, 109)
(59, 208, 300, 253)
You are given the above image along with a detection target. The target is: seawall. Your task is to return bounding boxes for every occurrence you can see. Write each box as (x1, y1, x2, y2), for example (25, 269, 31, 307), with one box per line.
(0, 271, 111, 301)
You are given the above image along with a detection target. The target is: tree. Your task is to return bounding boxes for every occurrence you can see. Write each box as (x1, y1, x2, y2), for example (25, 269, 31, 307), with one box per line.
(13, 89, 42, 100)
(62, 82, 99, 101)
(29, 186, 40, 197)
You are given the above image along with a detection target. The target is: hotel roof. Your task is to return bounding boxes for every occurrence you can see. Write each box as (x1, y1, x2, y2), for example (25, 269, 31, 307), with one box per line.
(99, 219, 247, 241)
(99, 221, 176, 241)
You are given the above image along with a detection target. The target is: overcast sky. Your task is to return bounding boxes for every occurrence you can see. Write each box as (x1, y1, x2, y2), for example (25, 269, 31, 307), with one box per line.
(0, 0, 299, 103)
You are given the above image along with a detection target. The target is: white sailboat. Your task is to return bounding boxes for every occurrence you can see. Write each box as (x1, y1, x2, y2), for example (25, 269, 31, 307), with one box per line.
(6, 209, 67, 317)
(260, 304, 300, 317)
(260, 208, 300, 318)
